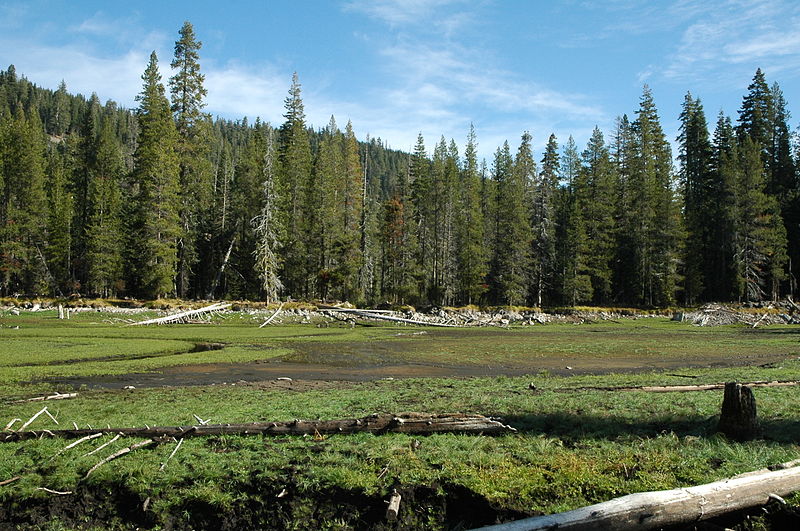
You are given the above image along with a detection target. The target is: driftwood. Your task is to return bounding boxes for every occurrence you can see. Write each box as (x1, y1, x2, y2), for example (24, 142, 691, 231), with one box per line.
(259, 302, 286, 328)
(4, 413, 515, 442)
(83, 433, 121, 457)
(320, 306, 464, 328)
(128, 303, 231, 326)
(0, 476, 21, 487)
(476, 460, 800, 531)
(717, 382, 759, 440)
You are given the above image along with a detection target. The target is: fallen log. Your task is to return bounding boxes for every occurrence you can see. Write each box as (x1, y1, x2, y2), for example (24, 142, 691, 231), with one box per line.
(475, 460, 800, 531)
(319, 306, 464, 328)
(128, 303, 231, 326)
(3, 413, 515, 442)
(551, 380, 800, 394)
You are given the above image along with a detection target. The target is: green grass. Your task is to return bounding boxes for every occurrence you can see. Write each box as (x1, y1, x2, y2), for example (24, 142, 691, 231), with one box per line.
(1, 311, 799, 529)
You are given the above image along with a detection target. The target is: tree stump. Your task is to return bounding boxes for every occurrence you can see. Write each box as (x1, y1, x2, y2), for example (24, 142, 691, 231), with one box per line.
(717, 382, 759, 440)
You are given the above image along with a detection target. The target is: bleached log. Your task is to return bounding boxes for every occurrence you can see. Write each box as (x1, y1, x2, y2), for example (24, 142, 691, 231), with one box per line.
(128, 303, 231, 326)
(0, 476, 21, 487)
(259, 301, 285, 328)
(320, 306, 463, 328)
(5, 413, 515, 442)
(555, 380, 800, 394)
(476, 462, 800, 531)
(4, 419, 21, 431)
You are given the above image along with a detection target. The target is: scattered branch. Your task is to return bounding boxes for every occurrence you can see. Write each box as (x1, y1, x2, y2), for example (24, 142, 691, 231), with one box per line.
(83, 433, 122, 457)
(84, 438, 157, 478)
(259, 302, 285, 328)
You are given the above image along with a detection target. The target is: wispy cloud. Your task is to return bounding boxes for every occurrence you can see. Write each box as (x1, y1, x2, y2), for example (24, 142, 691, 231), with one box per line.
(663, 0, 800, 83)
(343, 0, 473, 31)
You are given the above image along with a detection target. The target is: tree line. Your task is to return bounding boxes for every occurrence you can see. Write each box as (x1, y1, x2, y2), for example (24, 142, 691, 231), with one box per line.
(0, 22, 797, 307)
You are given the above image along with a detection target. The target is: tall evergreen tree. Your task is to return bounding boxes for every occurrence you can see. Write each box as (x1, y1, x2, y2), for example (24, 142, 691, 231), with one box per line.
(710, 113, 741, 300)
(555, 136, 592, 305)
(131, 52, 181, 299)
(85, 118, 124, 296)
(491, 137, 530, 305)
(170, 21, 213, 298)
(629, 86, 680, 306)
(580, 127, 618, 303)
(277, 73, 313, 298)
(678, 93, 714, 303)
(455, 124, 488, 304)
(531, 133, 559, 306)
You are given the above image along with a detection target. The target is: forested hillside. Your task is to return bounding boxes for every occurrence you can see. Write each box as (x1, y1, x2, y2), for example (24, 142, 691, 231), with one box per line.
(0, 22, 797, 307)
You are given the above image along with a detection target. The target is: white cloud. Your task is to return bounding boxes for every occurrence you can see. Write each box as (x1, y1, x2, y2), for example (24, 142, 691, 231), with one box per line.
(662, 0, 800, 83)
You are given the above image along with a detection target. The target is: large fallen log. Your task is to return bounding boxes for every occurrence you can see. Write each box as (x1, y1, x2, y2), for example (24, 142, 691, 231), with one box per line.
(128, 303, 231, 326)
(553, 380, 800, 394)
(3, 413, 515, 442)
(474, 460, 800, 531)
(319, 306, 464, 328)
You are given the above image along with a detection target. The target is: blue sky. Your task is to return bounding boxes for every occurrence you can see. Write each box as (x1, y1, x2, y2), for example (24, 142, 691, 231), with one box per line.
(1, 0, 799, 160)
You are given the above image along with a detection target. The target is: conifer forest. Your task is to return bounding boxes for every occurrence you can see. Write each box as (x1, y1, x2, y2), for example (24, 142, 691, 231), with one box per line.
(1, 21, 798, 308)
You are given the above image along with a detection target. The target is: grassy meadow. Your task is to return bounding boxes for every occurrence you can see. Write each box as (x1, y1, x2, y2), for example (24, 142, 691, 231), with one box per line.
(1, 308, 799, 529)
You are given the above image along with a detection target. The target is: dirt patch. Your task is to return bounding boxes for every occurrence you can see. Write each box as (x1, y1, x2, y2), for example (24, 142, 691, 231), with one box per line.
(53, 351, 791, 390)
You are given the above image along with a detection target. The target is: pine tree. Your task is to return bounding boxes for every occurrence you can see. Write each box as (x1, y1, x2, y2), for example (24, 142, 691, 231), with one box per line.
(170, 21, 213, 298)
(131, 52, 181, 299)
(312, 116, 344, 299)
(737, 137, 782, 301)
(580, 127, 618, 303)
(629, 86, 680, 306)
(339, 120, 364, 301)
(85, 118, 124, 297)
(710, 113, 741, 300)
(409, 133, 432, 300)
(0, 106, 48, 294)
(491, 137, 530, 305)
(678, 93, 713, 303)
(531, 133, 559, 306)
(455, 124, 488, 304)
(277, 73, 313, 299)
(556, 136, 592, 305)
(44, 149, 72, 294)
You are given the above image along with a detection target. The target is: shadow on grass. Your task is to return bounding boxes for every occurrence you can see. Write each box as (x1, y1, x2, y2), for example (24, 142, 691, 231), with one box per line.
(501, 412, 800, 443)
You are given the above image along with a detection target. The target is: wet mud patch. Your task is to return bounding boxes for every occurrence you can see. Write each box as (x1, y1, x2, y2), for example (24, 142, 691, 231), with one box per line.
(50, 351, 791, 391)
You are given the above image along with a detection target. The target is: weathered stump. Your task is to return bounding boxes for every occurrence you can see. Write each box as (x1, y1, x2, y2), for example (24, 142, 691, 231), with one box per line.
(717, 382, 759, 441)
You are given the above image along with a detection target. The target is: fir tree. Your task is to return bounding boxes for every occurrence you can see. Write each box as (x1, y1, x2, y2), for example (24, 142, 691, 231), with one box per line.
(580, 127, 618, 303)
(170, 21, 213, 298)
(131, 52, 181, 299)
(531, 133, 559, 306)
(556, 136, 592, 305)
(277, 73, 313, 299)
(678, 93, 713, 303)
(456, 124, 488, 304)
(85, 118, 124, 297)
